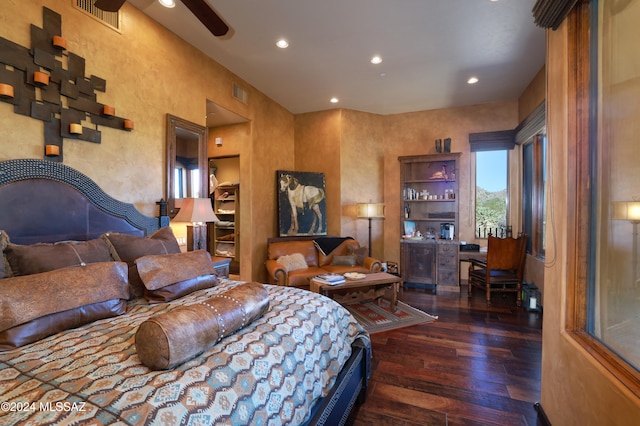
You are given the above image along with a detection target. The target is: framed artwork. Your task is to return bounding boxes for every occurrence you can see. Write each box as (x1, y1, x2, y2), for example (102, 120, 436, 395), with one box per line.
(277, 170, 327, 237)
(403, 220, 416, 236)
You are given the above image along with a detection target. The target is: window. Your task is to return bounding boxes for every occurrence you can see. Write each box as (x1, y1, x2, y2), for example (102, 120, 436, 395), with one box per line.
(522, 134, 546, 256)
(475, 150, 508, 238)
(570, 0, 640, 394)
(587, 0, 640, 373)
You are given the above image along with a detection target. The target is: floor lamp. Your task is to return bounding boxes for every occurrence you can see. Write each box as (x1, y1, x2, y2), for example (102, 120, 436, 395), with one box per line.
(172, 198, 219, 251)
(357, 203, 385, 257)
(613, 201, 640, 284)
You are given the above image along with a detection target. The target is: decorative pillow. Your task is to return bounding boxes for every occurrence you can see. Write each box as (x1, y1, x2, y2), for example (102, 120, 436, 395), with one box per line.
(5, 237, 114, 277)
(135, 250, 218, 303)
(331, 255, 356, 267)
(135, 282, 269, 370)
(277, 253, 308, 272)
(0, 230, 9, 279)
(347, 246, 368, 265)
(102, 227, 181, 299)
(0, 262, 129, 350)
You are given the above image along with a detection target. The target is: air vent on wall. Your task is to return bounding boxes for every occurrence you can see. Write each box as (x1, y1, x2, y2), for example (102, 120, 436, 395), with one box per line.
(233, 83, 248, 104)
(75, 0, 120, 30)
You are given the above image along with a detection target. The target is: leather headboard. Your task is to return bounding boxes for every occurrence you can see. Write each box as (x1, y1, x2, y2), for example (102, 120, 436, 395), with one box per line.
(0, 159, 160, 244)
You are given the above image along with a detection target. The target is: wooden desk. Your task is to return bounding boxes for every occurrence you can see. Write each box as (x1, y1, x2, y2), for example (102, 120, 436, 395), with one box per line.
(458, 251, 487, 286)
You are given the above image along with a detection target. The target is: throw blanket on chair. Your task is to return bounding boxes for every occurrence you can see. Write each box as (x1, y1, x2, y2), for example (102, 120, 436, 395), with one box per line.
(314, 236, 354, 255)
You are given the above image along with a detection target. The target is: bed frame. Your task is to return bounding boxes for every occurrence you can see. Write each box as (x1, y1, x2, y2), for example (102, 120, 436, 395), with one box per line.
(0, 158, 369, 426)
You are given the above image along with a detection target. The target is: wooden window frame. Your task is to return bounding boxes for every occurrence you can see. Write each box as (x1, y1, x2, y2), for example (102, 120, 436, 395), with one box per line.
(523, 134, 546, 257)
(567, 0, 640, 397)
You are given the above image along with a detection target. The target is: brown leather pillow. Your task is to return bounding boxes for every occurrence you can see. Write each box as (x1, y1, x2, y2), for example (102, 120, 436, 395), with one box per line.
(135, 250, 218, 303)
(0, 262, 129, 350)
(135, 282, 269, 370)
(5, 238, 114, 277)
(102, 227, 181, 299)
(0, 230, 9, 279)
(331, 255, 356, 266)
(347, 245, 368, 266)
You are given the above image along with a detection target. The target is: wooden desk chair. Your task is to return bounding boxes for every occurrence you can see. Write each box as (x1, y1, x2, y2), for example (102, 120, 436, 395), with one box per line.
(468, 233, 527, 306)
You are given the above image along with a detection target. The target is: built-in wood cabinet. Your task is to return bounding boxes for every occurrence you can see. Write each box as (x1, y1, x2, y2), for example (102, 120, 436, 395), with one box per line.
(399, 153, 460, 237)
(210, 184, 239, 274)
(399, 153, 461, 293)
(402, 240, 437, 292)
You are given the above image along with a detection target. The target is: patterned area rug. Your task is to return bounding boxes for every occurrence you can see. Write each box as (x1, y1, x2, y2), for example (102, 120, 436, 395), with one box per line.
(345, 299, 438, 333)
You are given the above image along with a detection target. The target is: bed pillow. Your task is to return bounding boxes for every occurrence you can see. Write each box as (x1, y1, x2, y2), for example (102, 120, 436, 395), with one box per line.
(4, 237, 114, 277)
(0, 230, 9, 279)
(135, 282, 269, 370)
(102, 227, 181, 299)
(331, 255, 356, 267)
(135, 250, 218, 303)
(0, 262, 129, 350)
(277, 253, 308, 272)
(346, 245, 368, 265)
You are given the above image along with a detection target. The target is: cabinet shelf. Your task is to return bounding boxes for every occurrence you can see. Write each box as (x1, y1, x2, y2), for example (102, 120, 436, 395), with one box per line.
(404, 179, 456, 184)
(404, 199, 456, 202)
(211, 184, 239, 266)
(405, 218, 456, 221)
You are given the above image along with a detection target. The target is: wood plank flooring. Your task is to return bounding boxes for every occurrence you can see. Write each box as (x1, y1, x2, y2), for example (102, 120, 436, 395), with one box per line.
(347, 285, 543, 426)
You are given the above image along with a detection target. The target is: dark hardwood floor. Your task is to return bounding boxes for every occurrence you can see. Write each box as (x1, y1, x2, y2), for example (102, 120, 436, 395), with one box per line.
(347, 285, 544, 426)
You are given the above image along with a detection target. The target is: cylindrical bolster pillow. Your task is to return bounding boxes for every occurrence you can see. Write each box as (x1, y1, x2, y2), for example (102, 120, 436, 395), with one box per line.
(135, 282, 269, 370)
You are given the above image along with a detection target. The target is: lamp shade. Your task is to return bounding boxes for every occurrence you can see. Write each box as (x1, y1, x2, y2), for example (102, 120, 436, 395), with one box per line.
(612, 201, 640, 221)
(357, 203, 385, 218)
(172, 198, 219, 223)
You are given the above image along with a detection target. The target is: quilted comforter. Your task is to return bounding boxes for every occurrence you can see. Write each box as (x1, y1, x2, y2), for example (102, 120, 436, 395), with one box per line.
(0, 280, 370, 425)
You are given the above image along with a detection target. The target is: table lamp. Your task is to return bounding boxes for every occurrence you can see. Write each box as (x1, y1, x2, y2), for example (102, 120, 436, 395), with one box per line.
(612, 200, 640, 283)
(357, 202, 385, 257)
(172, 198, 219, 251)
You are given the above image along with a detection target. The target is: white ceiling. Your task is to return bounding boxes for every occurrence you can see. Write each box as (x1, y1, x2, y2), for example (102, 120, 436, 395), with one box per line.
(128, 0, 546, 117)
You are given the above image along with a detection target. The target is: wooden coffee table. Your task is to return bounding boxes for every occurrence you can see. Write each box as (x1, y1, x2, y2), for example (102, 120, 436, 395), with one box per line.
(310, 272, 402, 312)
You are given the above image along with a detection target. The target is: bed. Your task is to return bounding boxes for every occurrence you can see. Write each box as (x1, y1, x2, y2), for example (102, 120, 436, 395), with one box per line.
(0, 159, 370, 425)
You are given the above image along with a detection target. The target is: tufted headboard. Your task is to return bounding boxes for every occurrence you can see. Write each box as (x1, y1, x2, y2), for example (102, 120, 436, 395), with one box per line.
(0, 159, 163, 245)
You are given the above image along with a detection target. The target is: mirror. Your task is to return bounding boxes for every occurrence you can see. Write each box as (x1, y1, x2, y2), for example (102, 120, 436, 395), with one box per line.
(166, 114, 207, 216)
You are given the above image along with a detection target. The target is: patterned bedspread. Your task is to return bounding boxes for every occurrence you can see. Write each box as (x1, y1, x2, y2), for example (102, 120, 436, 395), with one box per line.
(0, 280, 370, 425)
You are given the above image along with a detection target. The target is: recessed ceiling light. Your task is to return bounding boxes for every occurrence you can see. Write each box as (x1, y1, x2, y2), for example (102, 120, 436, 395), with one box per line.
(159, 0, 176, 8)
(276, 39, 289, 48)
(370, 56, 382, 65)
(467, 77, 479, 84)
(330, 97, 339, 104)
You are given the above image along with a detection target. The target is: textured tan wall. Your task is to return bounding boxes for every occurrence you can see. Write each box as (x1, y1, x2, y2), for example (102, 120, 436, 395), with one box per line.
(340, 109, 385, 258)
(294, 110, 342, 236)
(0, 0, 294, 281)
(519, 66, 546, 121)
(295, 103, 518, 264)
(542, 14, 640, 425)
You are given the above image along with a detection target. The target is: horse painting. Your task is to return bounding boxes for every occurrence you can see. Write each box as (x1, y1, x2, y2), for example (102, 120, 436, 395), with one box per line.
(277, 171, 326, 236)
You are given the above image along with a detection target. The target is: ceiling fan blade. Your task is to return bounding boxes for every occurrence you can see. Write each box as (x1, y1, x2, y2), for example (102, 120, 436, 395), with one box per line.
(93, 0, 127, 12)
(180, 0, 229, 37)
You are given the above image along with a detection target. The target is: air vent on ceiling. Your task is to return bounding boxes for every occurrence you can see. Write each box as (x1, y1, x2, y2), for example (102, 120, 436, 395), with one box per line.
(75, 0, 120, 30)
(233, 83, 248, 104)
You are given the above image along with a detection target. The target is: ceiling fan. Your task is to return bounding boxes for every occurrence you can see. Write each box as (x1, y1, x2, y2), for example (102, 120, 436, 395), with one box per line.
(93, 0, 229, 36)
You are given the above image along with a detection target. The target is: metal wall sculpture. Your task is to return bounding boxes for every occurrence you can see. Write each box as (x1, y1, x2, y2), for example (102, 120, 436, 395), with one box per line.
(0, 7, 134, 162)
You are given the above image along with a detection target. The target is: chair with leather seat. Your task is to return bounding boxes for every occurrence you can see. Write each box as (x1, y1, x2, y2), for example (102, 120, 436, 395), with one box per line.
(468, 233, 527, 306)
